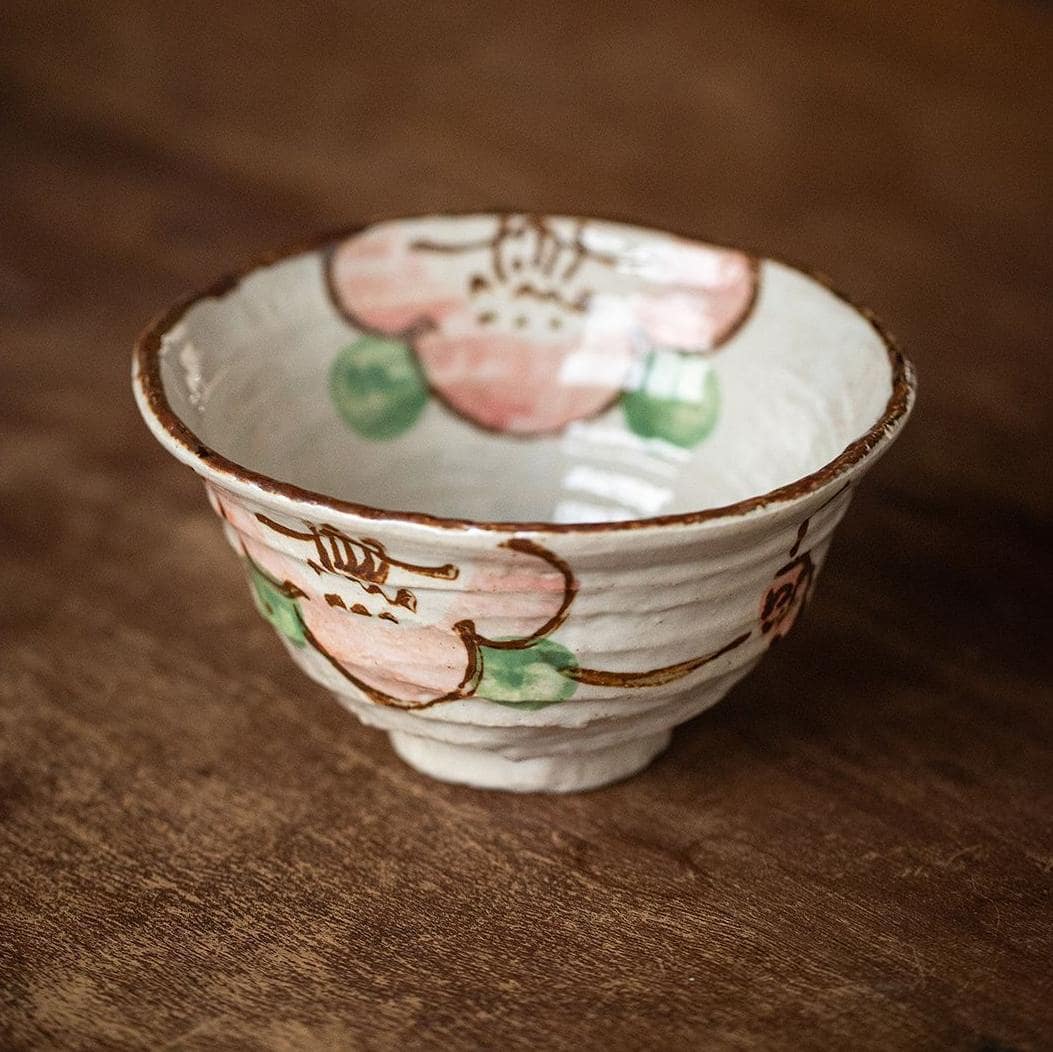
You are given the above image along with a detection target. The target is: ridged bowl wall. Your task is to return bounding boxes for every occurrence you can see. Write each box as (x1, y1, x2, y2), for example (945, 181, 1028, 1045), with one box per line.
(134, 213, 914, 792)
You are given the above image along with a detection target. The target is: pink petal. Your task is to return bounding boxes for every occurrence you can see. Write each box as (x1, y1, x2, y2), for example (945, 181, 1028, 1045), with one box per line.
(207, 488, 316, 594)
(328, 222, 473, 334)
(415, 320, 634, 434)
(300, 600, 472, 705)
(630, 240, 757, 351)
(763, 558, 812, 639)
(450, 540, 572, 644)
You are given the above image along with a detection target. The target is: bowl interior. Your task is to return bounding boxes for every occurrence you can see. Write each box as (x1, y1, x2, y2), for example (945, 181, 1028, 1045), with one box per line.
(154, 214, 894, 523)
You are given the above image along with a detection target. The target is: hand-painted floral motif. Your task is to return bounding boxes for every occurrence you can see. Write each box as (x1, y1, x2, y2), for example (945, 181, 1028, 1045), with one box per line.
(758, 484, 852, 645)
(211, 489, 574, 709)
(209, 487, 753, 710)
(326, 214, 757, 442)
(760, 554, 815, 641)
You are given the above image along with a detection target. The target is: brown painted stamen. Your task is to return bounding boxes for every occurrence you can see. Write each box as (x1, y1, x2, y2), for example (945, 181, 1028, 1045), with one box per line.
(571, 290, 591, 313)
(529, 215, 546, 266)
(512, 282, 588, 315)
(256, 515, 457, 582)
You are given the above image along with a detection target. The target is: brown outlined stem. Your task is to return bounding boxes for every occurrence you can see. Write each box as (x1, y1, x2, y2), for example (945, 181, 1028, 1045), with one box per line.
(566, 632, 751, 688)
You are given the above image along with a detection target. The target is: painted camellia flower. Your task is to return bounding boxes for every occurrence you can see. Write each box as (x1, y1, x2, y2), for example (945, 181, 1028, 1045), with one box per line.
(759, 553, 815, 642)
(208, 486, 759, 710)
(208, 488, 577, 709)
(757, 484, 851, 644)
(326, 214, 757, 436)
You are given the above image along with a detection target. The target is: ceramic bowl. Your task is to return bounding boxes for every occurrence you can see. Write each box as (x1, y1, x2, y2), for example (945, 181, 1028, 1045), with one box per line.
(134, 213, 915, 792)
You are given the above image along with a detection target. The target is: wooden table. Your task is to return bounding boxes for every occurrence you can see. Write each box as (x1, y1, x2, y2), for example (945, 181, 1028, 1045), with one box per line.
(2, 2, 1050, 1047)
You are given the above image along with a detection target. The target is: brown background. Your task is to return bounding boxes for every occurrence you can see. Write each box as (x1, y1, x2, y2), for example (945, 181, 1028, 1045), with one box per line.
(2, 1, 1051, 1048)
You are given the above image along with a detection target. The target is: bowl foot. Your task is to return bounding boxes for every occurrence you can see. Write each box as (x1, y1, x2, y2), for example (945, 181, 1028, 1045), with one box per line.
(387, 728, 672, 793)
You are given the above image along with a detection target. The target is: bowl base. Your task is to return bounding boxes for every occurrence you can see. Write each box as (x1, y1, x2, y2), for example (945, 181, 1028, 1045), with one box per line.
(388, 729, 672, 793)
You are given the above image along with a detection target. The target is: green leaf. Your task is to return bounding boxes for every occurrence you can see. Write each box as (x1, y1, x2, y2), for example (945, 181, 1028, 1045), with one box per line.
(622, 349, 720, 448)
(477, 639, 579, 709)
(247, 561, 306, 647)
(329, 335, 429, 440)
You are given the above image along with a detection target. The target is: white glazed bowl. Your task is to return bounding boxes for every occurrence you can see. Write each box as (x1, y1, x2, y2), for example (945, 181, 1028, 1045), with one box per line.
(134, 213, 915, 792)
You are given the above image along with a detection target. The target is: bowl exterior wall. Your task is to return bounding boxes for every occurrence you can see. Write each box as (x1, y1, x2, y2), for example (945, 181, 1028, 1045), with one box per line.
(199, 475, 855, 790)
(131, 217, 915, 792)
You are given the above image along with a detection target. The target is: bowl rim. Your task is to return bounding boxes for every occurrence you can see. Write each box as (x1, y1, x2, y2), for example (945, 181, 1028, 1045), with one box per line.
(133, 211, 916, 535)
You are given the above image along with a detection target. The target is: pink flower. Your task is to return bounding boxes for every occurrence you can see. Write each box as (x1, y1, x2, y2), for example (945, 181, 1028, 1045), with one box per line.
(327, 214, 757, 434)
(759, 554, 815, 642)
(209, 488, 575, 709)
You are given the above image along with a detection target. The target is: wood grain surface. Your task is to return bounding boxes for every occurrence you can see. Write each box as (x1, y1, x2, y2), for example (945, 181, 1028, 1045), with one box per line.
(1, 2, 1051, 1048)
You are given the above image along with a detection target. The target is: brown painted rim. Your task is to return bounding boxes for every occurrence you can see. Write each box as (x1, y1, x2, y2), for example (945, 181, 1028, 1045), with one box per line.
(133, 212, 916, 535)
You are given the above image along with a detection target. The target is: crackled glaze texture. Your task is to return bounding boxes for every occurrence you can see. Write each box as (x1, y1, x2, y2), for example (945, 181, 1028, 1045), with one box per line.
(134, 213, 914, 791)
